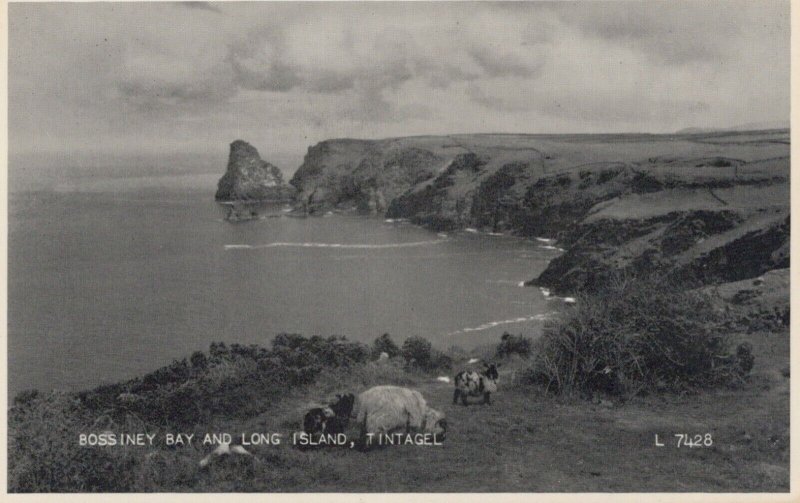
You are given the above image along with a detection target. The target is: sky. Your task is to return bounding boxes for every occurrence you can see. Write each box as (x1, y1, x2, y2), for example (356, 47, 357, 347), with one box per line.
(8, 1, 791, 173)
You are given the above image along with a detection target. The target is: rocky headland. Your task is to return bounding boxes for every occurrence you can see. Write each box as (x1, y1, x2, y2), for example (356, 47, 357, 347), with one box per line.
(215, 140, 295, 202)
(288, 130, 790, 296)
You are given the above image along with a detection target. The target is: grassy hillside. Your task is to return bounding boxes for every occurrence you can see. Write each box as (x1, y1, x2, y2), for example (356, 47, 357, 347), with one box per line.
(10, 272, 790, 492)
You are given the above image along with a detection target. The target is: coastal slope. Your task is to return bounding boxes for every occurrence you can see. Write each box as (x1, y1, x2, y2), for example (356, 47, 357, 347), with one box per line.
(289, 130, 789, 294)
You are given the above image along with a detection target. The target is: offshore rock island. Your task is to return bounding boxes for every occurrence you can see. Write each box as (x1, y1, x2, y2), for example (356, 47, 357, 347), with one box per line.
(215, 140, 295, 203)
(287, 131, 789, 297)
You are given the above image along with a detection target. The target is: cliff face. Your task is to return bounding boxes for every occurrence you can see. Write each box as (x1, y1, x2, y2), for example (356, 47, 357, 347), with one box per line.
(215, 140, 295, 201)
(288, 131, 789, 293)
(290, 138, 451, 214)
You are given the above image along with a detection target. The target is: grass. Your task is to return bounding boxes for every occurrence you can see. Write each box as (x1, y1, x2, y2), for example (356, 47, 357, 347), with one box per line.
(8, 294, 789, 492)
(188, 329, 789, 492)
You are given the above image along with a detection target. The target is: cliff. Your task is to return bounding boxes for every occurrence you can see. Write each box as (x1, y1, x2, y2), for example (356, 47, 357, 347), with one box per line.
(215, 140, 295, 202)
(288, 131, 789, 293)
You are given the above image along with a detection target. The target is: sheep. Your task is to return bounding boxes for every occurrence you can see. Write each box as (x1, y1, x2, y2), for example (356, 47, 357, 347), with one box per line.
(198, 441, 253, 468)
(453, 362, 499, 405)
(351, 385, 446, 447)
(303, 393, 356, 436)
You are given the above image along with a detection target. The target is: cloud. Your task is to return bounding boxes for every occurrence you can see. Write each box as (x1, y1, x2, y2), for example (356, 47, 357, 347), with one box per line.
(469, 47, 543, 78)
(551, 1, 786, 66)
(306, 70, 356, 93)
(467, 78, 712, 127)
(116, 79, 229, 110)
(230, 58, 302, 92)
(178, 2, 221, 14)
(213, 14, 549, 122)
(8, 1, 790, 159)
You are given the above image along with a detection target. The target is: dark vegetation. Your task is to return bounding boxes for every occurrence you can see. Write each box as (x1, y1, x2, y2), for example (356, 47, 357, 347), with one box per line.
(8, 331, 458, 492)
(524, 273, 755, 398)
(400, 336, 453, 372)
(495, 332, 532, 358)
(371, 333, 400, 359)
(75, 335, 370, 429)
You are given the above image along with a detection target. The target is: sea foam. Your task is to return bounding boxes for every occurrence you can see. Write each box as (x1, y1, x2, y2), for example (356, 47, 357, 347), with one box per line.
(486, 279, 523, 285)
(224, 239, 446, 250)
(447, 313, 555, 336)
(539, 245, 566, 252)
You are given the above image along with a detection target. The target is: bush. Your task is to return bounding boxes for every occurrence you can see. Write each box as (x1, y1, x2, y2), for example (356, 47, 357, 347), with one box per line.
(372, 333, 401, 359)
(496, 332, 532, 358)
(401, 336, 452, 373)
(402, 336, 433, 368)
(69, 334, 371, 429)
(525, 273, 752, 397)
(190, 351, 208, 369)
(7, 333, 376, 492)
(9, 392, 140, 492)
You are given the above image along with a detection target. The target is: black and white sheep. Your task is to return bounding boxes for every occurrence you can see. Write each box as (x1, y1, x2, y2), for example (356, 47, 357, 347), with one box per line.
(453, 362, 499, 405)
(303, 393, 355, 436)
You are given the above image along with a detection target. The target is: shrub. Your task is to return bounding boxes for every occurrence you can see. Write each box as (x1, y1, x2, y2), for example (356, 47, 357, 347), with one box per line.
(8, 333, 377, 492)
(496, 332, 532, 358)
(190, 351, 208, 369)
(401, 336, 452, 373)
(429, 351, 453, 372)
(9, 392, 140, 492)
(70, 334, 371, 429)
(402, 336, 433, 367)
(372, 333, 401, 359)
(525, 272, 752, 397)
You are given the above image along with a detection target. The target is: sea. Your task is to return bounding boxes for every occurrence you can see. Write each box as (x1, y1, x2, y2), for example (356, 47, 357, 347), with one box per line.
(8, 170, 559, 396)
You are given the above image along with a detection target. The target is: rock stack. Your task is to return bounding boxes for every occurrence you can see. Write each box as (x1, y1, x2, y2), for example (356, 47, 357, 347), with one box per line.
(215, 140, 295, 202)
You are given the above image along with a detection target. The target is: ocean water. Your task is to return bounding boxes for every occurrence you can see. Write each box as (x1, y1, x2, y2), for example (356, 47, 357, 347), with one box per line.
(8, 181, 557, 395)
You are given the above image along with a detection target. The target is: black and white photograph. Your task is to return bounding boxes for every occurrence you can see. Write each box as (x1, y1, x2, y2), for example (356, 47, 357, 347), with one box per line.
(6, 0, 792, 493)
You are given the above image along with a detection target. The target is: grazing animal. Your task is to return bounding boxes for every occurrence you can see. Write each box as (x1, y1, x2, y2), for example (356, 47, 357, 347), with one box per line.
(453, 362, 499, 405)
(303, 406, 335, 435)
(303, 393, 356, 436)
(326, 393, 355, 434)
(199, 441, 253, 468)
(352, 385, 446, 443)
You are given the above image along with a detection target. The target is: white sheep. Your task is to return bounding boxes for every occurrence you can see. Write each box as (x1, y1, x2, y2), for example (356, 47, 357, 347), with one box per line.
(198, 441, 253, 468)
(351, 385, 446, 444)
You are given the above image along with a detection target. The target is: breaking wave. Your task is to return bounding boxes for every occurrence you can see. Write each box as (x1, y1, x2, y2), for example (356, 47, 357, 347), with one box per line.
(540, 287, 577, 304)
(224, 239, 446, 251)
(485, 279, 523, 285)
(447, 313, 555, 336)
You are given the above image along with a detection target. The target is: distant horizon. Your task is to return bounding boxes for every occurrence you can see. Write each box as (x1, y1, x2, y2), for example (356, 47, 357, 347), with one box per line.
(10, 118, 790, 160)
(9, 121, 790, 194)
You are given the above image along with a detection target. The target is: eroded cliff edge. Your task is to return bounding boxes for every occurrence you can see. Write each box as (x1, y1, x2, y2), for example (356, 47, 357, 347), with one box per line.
(288, 131, 789, 295)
